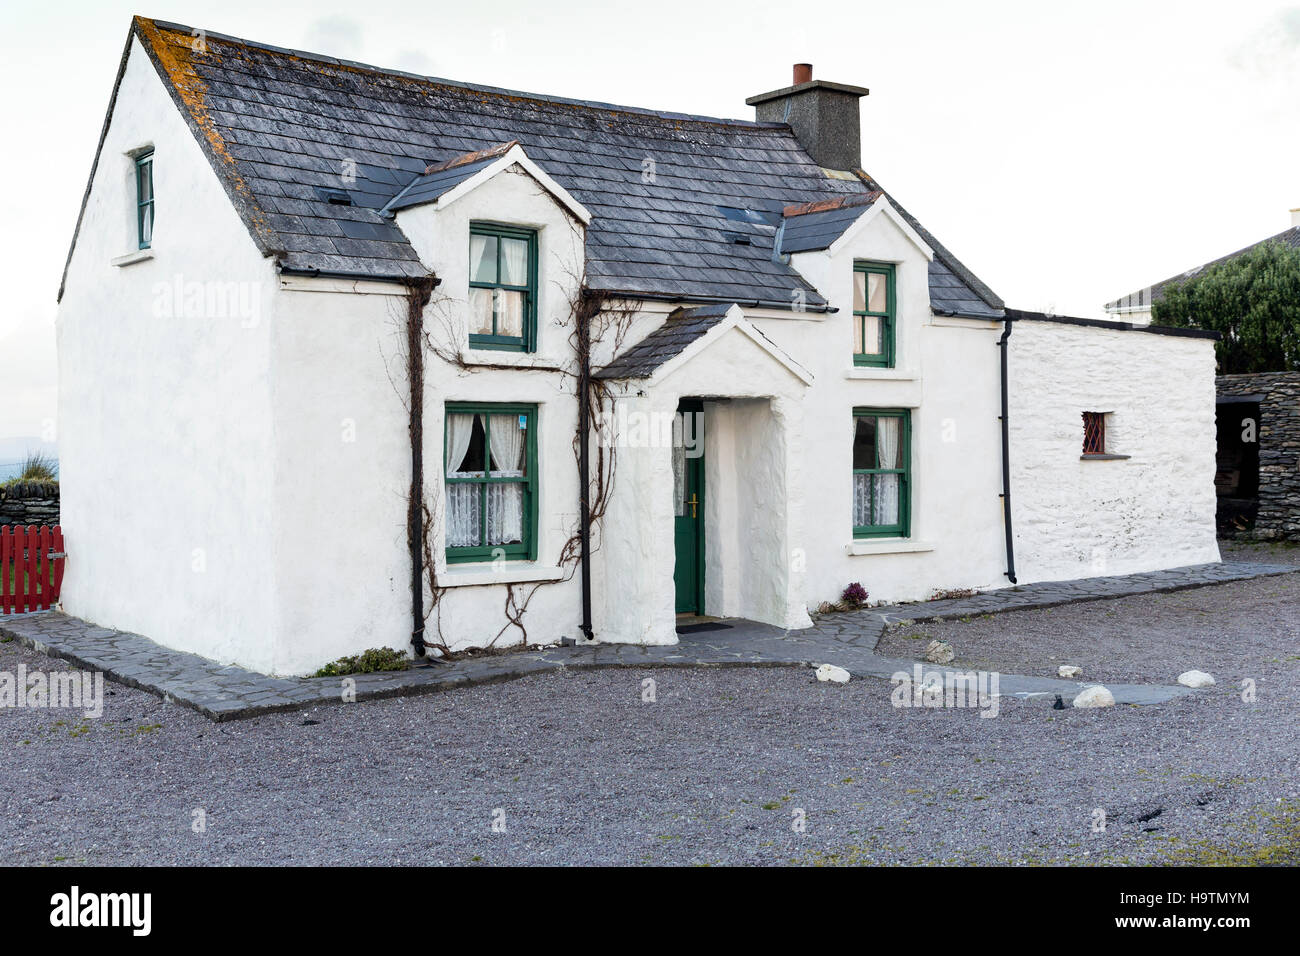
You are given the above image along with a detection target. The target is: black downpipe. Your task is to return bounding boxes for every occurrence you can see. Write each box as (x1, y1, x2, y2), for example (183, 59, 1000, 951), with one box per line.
(577, 302, 595, 640)
(998, 315, 1018, 583)
(406, 276, 439, 657)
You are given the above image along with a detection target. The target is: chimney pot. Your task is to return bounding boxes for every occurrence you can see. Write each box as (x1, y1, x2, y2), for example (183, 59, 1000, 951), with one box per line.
(793, 63, 813, 85)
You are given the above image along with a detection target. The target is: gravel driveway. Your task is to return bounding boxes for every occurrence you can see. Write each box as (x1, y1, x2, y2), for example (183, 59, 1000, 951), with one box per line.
(3, 565, 1298, 866)
(877, 570, 1300, 686)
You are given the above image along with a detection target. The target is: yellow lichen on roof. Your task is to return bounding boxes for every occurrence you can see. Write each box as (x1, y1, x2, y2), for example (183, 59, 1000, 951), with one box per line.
(132, 17, 274, 245)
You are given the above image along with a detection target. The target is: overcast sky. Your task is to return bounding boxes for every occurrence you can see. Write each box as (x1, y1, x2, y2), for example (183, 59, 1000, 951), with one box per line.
(1, 0, 1297, 441)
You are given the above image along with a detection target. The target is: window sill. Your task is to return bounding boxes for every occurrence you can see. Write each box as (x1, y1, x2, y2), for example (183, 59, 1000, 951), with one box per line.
(438, 564, 565, 587)
(844, 368, 918, 382)
(111, 249, 154, 267)
(460, 351, 562, 371)
(1080, 453, 1131, 461)
(846, 538, 934, 556)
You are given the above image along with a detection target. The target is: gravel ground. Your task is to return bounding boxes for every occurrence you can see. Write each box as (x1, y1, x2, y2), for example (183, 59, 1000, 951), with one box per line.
(1220, 538, 1300, 567)
(4, 572, 1299, 867)
(877, 569, 1300, 686)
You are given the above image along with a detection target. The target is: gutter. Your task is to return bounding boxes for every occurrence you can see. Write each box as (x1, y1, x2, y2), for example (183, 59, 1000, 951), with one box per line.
(997, 315, 1018, 584)
(618, 289, 837, 313)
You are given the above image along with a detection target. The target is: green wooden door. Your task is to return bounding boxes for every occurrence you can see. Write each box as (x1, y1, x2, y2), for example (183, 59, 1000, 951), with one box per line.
(673, 401, 704, 613)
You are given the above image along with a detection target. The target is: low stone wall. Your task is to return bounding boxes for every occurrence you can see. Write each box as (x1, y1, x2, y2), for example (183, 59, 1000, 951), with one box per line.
(1218, 371, 1300, 540)
(0, 482, 60, 528)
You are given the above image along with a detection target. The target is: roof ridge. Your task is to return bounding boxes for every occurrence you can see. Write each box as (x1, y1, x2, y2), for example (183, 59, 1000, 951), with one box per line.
(145, 17, 792, 132)
(1107, 224, 1300, 307)
(783, 192, 880, 219)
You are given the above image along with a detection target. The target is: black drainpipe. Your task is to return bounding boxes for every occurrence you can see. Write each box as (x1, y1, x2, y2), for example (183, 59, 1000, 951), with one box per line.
(577, 297, 595, 641)
(998, 314, 1018, 583)
(405, 275, 439, 657)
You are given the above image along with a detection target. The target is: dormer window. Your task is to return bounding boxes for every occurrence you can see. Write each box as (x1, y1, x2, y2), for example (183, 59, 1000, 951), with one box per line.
(468, 223, 537, 352)
(135, 150, 154, 249)
(853, 261, 894, 367)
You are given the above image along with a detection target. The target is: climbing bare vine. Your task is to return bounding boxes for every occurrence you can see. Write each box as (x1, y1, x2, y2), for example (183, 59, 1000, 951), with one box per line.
(387, 208, 640, 654)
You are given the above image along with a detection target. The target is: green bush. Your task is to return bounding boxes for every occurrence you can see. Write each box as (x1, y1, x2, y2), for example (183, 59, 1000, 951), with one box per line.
(313, 647, 410, 677)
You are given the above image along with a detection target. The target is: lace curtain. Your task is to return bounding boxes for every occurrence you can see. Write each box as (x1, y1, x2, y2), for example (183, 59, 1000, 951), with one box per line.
(487, 416, 526, 545)
(853, 416, 901, 527)
(445, 413, 480, 548)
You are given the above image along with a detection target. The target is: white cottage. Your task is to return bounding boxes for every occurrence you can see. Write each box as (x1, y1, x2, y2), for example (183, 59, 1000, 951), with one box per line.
(56, 18, 1221, 675)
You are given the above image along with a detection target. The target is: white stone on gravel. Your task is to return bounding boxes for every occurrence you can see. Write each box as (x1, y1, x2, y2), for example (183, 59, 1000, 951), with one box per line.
(1177, 669, 1216, 688)
(925, 640, 955, 664)
(1058, 665, 1083, 679)
(1073, 685, 1115, 708)
(815, 663, 851, 684)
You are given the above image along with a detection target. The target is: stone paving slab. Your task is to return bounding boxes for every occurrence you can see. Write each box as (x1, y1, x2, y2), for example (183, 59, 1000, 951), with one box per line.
(1, 560, 1293, 720)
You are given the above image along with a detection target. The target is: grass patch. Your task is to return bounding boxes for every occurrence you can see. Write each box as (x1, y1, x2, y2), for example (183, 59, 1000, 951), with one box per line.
(314, 647, 410, 677)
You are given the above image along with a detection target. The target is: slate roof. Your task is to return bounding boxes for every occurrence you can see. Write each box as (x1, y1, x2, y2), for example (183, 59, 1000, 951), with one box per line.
(1106, 226, 1300, 313)
(382, 143, 517, 214)
(61, 16, 1004, 318)
(595, 305, 732, 379)
(778, 193, 882, 254)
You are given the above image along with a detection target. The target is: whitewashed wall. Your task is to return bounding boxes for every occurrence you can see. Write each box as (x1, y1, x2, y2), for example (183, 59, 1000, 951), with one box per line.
(1008, 320, 1220, 580)
(766, 206, 1011, 608)
(57, 38, 282, 672)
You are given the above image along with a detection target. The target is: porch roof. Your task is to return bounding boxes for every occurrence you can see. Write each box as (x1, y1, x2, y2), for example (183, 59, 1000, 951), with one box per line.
(595, 305, 732, 380)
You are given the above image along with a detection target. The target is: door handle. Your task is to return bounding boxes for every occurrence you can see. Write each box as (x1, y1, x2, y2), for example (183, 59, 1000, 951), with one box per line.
(688, 494, 698, 519)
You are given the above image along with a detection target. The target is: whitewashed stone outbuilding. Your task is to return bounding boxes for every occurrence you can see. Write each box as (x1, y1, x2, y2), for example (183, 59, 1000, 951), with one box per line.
(55, 18, 1221, 675)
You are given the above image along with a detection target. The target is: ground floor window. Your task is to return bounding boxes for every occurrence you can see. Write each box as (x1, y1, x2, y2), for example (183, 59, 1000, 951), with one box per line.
(853, 408, 910, 537)
(1082, 411, 1106, 455)
(444, 403, 537, 562)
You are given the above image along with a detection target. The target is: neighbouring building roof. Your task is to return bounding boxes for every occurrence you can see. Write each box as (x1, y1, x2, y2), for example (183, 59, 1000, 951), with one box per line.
(1106, 225, 1300, 314)
(595, 304, 733, 379)
(61, 16, 1004, 318)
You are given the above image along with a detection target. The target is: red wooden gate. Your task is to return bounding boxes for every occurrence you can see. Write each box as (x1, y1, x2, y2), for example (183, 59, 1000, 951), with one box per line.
(0, 525, 65, 614)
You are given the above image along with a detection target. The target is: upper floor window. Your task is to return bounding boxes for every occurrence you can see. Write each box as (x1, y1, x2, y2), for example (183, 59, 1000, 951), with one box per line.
(444, 403, 538, 562)
(468, 223, 537, 352)
(853, 408, 910, 537)
(135, 150, 154, 250)
(853, 262, 895, 367)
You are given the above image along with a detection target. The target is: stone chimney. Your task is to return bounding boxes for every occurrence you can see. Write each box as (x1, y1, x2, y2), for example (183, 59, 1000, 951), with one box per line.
(1291, 207, 1300, 229)
(746, 64, 869, 171)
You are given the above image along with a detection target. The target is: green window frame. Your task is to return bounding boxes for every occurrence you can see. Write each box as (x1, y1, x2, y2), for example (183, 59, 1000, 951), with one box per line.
(853, 261, 895, 367)
(135, 150, 154, 250)
(852, 408, 911, 538)
(444, 403, 539, 563)
(468, 223, 538, 352)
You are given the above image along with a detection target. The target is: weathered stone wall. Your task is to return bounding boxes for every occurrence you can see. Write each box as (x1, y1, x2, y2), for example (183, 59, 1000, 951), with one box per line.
(0, 484, 61, 528)
(1218, 371, 1300, 540)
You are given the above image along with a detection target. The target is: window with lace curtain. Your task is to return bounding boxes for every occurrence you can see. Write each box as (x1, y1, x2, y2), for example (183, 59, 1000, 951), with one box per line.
(468, 223, 537, 352)
(444, 404, 538, 562)
(852, 408, 910, 537)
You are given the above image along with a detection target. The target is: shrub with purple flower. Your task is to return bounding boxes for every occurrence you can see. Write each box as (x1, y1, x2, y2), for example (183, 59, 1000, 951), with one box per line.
(841, 582, 869, 608)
